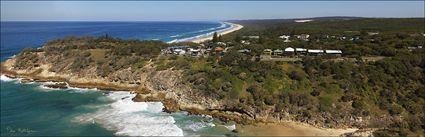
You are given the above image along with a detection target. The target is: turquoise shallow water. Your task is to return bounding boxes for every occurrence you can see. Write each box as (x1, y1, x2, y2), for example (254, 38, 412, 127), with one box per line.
(0, 79, 236, 136)
(0, 21, 235, 136)
(0, 80, 115, 136)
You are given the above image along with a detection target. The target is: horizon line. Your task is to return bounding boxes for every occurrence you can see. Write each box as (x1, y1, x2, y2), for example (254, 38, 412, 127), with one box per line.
(1, 16, 425, 22)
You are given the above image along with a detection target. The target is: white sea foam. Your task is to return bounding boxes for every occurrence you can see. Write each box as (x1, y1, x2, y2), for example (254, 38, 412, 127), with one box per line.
(170, 34, 180, 38)
(167, 22, 232, 43)
(38, 85, 62, 91)
(67, 86, 99, 93)
(8, 55, 16, 59)
(74, 91, 184, 136)
(224, 124, 236, 131)
(0, 75, 15, 82)
(186, 121, 216, 132)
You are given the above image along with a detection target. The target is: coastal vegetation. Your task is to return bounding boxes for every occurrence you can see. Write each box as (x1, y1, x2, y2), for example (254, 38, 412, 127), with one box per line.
(2, 18, 424, 136)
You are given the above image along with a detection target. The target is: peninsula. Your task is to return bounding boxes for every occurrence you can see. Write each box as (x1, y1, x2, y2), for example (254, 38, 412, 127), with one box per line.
(1, 18, 424, 136)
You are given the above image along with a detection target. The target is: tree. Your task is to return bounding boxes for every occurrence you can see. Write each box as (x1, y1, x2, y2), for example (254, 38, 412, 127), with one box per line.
(289, 70, 306, 81)
(218, 34, 223, 42)
(212, 32, 219, 43)
(235, 35, 242, 43)
(258, 35, 264, 44)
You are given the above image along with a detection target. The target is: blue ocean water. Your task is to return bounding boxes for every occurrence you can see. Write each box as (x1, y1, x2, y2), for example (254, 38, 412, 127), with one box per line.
(1, 21, 230, 60)
(0, 21, 235, 136)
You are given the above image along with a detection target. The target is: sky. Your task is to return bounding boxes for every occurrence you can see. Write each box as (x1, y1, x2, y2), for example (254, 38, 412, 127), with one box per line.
(1, 1, 424, 21)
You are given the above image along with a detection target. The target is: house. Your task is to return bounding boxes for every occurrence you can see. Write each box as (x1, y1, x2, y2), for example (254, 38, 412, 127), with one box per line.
(407, 46, 423, 51)
(173, 49, 186, 55)
(368, 32, 379, 35)
(295, 34, 310, 41)
(272, 49, 283, 56)
(167, 45, 190, 55)
(217, 42, 227, 46)
(308, 49, 324, 56)
(284, 47, 295, 56)
(279, 35, 291, 42)
(238, 49, 251, 54)
(350, 36, 360, 41)
(325, 50, 342, 57)
(189, 48, 201, 56)
(263, 49, 272, 55)
(241, 40, 250, 45)
(295, 48, 307, 55)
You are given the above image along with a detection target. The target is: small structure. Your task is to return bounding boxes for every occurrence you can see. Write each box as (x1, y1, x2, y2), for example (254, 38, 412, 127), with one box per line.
(325, 50, 342, 57)
(296, 34, 310, 41)
(273, 49, 283, 56)
(407, 46, 423, 51)
(295, 48, 307, 55)
(284, 47, 295, 56)
(217, 42, 227, 46)
(241, 40, 250, 45)
(263, 49, 272, 55)
(189, 48, 201, 56)
(368, 32, 379, 36)
(173, 49, 186, 55)
(308, 49, 324, 56)
(238, 49, 251, 54)
(279, 35, 291, 43)
(350, 36, 360, 41)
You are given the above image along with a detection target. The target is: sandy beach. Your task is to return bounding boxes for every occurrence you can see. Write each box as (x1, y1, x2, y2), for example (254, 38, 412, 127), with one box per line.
(237, 122, 358, 136)
(190, 22, 243, 43)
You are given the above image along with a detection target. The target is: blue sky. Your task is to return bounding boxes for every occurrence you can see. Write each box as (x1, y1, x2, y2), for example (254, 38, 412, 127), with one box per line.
(1, 1, 424, 21)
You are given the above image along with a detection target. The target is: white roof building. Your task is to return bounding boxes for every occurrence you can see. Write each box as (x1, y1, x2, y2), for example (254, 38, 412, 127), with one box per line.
(273, 49, 283, 53)
(241, 40, 250, 45)
(325, 50, 343, 54)
(279, 35, 290, 39)
(284, 47, 295, 52)
(308, 49, 324, 53)
(217, 42, 227, 46)
(295, 48, 307, 52)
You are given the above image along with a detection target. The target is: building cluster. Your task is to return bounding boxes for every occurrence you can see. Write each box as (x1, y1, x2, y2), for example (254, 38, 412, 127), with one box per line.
(162, 45, 233, 57)
(279, 34, 310, 42)
(279, 34, 365, 43)
(263, 47, 342, 57)
(163, 45, 343, 58)
(407, 46, 423, 51)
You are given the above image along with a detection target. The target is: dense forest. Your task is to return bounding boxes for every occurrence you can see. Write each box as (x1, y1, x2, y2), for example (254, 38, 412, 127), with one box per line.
(11, 18, 425, 136)
(162, 18, 425, 136)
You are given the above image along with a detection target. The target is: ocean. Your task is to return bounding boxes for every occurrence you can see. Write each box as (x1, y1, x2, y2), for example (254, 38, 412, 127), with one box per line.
(0, 21, 236, 136)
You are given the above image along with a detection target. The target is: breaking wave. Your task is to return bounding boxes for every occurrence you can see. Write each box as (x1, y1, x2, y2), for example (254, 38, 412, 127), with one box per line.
(74, 91, 184, 136)
(0, 75, 15, 82)
(167, 22, 232, 43)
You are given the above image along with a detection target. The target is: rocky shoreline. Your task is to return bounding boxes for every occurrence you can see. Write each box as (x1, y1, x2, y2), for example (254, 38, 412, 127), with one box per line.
(1, 57, 371, 136)
(0, 58, 256, 123)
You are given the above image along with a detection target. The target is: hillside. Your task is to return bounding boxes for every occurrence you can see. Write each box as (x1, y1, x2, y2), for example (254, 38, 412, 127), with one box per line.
(1, 18, 424, 136)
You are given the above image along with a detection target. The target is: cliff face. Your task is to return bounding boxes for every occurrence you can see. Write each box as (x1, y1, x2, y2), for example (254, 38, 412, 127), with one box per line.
(0, 47, 251, 124)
